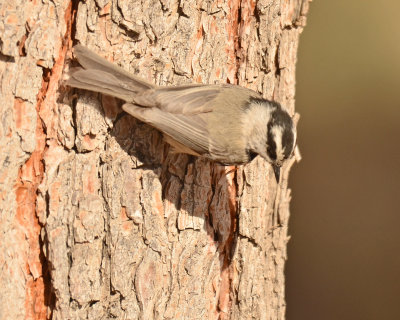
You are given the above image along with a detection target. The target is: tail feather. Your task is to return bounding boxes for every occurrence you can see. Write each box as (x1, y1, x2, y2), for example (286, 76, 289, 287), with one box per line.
(67, 45, 155, 100)
(68, 68, 143, 101)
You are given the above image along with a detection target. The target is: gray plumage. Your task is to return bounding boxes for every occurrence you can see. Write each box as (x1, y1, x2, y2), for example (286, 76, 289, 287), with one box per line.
(67, 45, 296, 180)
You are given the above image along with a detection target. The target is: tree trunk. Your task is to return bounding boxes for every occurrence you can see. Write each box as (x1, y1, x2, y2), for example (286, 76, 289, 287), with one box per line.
(0, 0, 310, 319)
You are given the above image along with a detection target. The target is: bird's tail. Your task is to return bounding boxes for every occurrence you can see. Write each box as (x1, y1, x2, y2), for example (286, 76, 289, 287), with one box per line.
(66, 45, 155, 101)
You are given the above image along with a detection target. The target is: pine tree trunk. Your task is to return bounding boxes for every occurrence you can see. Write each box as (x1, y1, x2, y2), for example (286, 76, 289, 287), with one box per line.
(0, 0, 310, 319)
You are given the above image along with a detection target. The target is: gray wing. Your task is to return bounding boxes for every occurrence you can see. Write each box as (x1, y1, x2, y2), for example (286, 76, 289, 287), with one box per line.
(122, 102, 221, 156)
(139, 83, 256, 114)
(123, 85, 234, 155)
(133, 84, 224, 114)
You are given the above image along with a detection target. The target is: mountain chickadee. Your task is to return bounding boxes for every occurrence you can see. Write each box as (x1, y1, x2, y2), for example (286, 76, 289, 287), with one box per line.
(66, 45, 297, 182)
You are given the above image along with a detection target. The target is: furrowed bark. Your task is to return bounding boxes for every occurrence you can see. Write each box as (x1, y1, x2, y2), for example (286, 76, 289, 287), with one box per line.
(0, 0, 310, 319)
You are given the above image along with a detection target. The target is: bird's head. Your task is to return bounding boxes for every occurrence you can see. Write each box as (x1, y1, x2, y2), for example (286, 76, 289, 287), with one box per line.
(247, 99, 296, 181)
(265, 104, 296, 181)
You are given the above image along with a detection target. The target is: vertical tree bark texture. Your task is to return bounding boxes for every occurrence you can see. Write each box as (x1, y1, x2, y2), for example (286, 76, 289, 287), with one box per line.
(0, 0, 309, 319)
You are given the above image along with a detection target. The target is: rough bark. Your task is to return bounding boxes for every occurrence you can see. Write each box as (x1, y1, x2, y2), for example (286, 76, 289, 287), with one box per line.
(0, 0, 309, 319)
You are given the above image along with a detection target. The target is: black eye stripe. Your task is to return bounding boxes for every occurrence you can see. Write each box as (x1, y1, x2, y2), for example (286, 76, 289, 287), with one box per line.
(267, 129, 277, 160)
(267, 146, 277, 160)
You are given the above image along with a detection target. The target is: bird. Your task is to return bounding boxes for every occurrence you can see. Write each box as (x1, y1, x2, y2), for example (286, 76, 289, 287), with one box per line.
(66, 44, 297, 182)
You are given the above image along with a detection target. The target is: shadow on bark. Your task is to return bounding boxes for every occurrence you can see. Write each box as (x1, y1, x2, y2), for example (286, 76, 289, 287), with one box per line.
(107, 98, 237, 271)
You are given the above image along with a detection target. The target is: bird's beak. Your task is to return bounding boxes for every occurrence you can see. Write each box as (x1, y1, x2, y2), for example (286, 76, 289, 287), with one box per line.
(273, 164, 281, 183)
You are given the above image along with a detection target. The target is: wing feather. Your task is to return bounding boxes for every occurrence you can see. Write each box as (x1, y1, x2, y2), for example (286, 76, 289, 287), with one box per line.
(135, 85, 224, 114)
(122, 103, 222, 155)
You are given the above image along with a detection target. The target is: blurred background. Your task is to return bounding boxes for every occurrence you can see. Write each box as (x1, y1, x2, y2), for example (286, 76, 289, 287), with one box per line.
(286, 1, 400, 319)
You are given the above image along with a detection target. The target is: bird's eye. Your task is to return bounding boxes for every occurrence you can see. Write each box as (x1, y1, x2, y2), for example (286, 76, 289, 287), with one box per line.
(267, 145, 277, 161)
